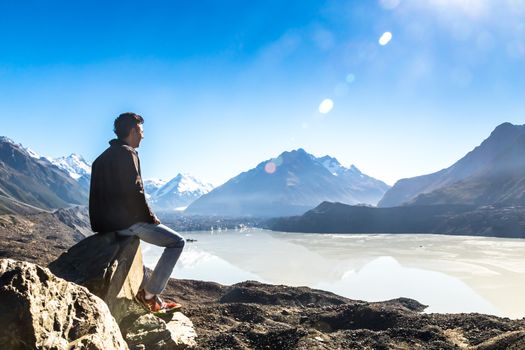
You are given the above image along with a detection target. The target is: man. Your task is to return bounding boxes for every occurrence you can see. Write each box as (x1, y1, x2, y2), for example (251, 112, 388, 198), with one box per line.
(89, 112, 185, 313)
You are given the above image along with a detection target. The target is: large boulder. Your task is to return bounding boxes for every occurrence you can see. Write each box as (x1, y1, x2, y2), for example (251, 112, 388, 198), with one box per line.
(48, 232, 197, 349)
(0, 258, 127, 349)
(48, 232, 143, 323)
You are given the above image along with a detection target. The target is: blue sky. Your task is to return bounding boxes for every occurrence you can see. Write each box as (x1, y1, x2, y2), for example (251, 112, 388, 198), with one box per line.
(1, 0, 525, 186)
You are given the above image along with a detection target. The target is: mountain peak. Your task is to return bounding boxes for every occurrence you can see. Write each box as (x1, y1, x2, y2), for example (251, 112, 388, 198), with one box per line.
(68, 153, 87, 162)
(0, 136, 15, 144)
(489, 122, 525, 140)
(47, 153, 91, 179)
(155, 173, 213, 198)
(349, 164, 361, 173)
(280, 148, 310, 158)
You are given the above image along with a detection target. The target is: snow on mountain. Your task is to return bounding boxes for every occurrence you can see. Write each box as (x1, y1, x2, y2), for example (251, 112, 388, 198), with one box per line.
(47, 154, 92, 180)
(0, 136, 89, 210)
(0, 136, 16, 146)
(317, 155, 344, 176)
(156, 173, 213, 197)
(143, 178, 168, 199)
(317, 155, 362, 177)
(0, 136, 43, 160)
(150, 173, 214, 210)
(24, 147, 41, 159)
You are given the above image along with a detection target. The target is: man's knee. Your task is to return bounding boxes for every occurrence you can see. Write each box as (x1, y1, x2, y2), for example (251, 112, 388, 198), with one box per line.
(168, 237, 185, 249)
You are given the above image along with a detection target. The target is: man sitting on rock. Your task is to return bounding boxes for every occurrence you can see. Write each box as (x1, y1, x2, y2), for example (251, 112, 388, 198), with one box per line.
(89, 112, 185, 313)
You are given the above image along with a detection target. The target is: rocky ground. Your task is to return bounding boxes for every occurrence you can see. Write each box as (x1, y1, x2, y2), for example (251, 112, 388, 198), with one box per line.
(1, 211, 525, 349)
(163, 279, 525, 349)
(0, 212, 85, 266)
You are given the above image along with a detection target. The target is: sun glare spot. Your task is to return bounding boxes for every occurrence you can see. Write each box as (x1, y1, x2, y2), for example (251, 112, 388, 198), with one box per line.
(379, 32, 393, 46)
(319, 99, 334, 114)
(264, 162, 277, 174)
(346, 73, 356, 83)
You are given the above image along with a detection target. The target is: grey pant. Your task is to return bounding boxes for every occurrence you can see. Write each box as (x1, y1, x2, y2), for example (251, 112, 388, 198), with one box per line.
(117, 222, 185, 295)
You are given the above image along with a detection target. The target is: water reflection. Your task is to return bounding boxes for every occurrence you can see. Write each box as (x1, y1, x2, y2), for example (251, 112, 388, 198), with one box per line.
(142, 230, 525, 319)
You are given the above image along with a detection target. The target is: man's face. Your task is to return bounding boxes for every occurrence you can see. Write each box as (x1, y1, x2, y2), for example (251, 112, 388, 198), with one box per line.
(131, 124, 144, 148)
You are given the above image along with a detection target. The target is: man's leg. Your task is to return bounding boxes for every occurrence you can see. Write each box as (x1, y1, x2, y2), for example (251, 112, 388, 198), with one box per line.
(117, 222, 185, 295)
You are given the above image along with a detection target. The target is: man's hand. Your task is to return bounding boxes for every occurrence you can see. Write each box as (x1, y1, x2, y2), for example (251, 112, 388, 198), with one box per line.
(153, 215, 161, 225)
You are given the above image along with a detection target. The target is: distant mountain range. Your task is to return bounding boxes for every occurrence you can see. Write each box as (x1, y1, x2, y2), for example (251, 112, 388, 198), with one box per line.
(185, 148, 390, 217)
(273, 123, 525, 237)
(145, 174, 214, 211)
(0, 137, 88, 213)
(379, 122, 525, 207)
(6, 122, 522, 228)
(0, 136, 214, 214)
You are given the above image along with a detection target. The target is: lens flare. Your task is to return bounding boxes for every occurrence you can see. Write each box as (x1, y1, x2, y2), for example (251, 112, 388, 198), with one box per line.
(379, 32, 393, 46)
(318, 99, 334, 114)
(264, 162, 277, 174)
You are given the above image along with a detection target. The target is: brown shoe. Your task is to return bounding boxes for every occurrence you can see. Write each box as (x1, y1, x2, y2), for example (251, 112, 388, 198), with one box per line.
(136, 289, 182, 314)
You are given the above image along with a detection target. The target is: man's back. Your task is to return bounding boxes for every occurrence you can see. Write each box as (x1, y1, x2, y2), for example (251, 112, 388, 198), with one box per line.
(89, 139, 154, 233)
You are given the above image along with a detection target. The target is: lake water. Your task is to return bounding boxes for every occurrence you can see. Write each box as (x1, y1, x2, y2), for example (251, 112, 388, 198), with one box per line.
(141, 229, 525, 319)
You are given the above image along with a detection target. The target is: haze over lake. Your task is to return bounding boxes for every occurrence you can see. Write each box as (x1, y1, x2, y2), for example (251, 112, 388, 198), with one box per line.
(142, 229, 525, 319)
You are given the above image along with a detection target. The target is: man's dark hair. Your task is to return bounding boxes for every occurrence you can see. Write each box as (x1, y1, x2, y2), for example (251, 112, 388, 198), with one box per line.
(114, 112, 144, 139)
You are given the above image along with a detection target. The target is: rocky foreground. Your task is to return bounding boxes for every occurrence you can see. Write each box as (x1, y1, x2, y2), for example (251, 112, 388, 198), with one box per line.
(163, 279, 525, 349)
(1, 211, 525, 349)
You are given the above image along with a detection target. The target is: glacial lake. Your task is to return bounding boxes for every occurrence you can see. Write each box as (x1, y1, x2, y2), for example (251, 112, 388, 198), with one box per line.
(141, 229, 525, 319)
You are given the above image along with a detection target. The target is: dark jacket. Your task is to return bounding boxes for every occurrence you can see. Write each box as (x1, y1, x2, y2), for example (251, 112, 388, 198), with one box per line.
(89, 139, 155, 232)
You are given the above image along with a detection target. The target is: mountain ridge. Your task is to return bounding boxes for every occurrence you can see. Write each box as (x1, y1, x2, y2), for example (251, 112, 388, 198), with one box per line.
(378, 122, 525, 207)
(186, 148, 389, 217)
(0, 136, 88, 212)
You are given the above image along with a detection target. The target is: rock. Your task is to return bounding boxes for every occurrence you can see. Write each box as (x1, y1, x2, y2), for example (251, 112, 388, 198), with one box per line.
(122, 310, 197, 350)
(48, 232, 144, 324)
(48, 232, 197, 349)
(0, 258, 128, 349)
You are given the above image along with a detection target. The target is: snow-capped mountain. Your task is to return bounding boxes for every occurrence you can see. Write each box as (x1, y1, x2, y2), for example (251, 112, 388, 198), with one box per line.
(149, 173, 214, 210)
(317, 155, 362, 177)
(0, 136, 88, 212)
(185, 148, 390, 217)
(143, 179, 168, 199)
(0, 136, 43, 160)
(47, 154, 92, 180)
(0, 136, 211, 213)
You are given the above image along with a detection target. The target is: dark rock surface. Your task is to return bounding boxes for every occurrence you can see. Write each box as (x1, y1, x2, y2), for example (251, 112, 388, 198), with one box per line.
(163, 280, 525, 349)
